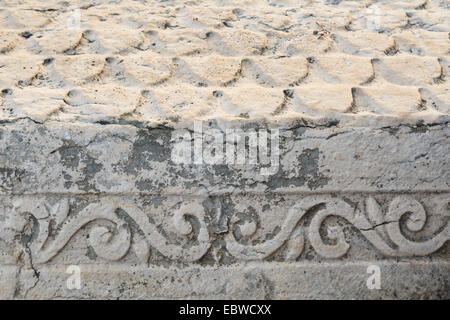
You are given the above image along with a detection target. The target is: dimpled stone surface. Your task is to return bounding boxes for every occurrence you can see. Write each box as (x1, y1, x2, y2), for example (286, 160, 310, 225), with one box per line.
(0, 0, 449, 299)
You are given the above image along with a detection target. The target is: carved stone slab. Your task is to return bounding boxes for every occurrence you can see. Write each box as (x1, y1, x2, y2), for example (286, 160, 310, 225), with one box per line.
(0, 0, 449, 299)
(0, 120, 448, 299)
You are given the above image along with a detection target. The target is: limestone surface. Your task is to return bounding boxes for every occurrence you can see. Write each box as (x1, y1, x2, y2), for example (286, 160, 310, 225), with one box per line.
(0, 0, 449, 299)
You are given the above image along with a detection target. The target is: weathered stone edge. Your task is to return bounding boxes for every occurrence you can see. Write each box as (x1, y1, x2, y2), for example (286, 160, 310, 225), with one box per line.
(1, 261, 449, 299)
(1, 120, 448, 194)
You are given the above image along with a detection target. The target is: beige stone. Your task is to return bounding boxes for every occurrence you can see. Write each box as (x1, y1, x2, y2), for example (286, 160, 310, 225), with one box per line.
(0, 0, 448, 300)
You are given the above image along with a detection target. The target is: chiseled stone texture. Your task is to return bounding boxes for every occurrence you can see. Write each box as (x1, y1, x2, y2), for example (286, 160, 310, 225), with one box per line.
(0, 120, 448, 299)
(0, 0, 449, 299)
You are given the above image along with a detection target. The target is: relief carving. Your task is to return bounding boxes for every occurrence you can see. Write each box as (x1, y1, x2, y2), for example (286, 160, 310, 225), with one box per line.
(2, 195, 449, 264)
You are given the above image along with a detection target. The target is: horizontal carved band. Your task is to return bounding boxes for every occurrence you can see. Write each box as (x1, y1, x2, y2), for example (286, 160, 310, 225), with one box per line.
(1, 194, 448, 265)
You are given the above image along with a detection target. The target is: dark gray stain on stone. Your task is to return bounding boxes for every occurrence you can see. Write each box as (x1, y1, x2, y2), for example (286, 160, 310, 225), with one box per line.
(63, 172, 73, 189)
(202, 196, 229, 235)
(115, 208, 144, 237)
(77, 153, 103, 192)
(298, 148, 330, 189)
(14, 213, 40, 249)
(135, 178, 156, 191)
(291, 126, 307, 138)
(118, 128, 172, 174)
(47, 219, 57, 240)
(268, 148, 329, 190)
(57, 145, 82, 168)
(111, 125, 332, 192)
(56, 144, 103, 192)
(0, 167, 27, 191)
(86, 245, 98, 260)
(113, 128, 173, 191)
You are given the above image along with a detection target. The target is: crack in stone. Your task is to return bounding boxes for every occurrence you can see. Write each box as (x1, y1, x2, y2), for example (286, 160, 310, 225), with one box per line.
(360, 220, 397, 232)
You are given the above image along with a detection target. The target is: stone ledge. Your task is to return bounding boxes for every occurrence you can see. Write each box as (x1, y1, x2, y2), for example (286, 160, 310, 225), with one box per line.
(1, 120, 449, 300)
(0, 120, 448, 195)
(1, 262, 448, 299)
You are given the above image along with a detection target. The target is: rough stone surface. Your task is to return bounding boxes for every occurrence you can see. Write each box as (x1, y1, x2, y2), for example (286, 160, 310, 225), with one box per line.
(0, 0, 449, 299)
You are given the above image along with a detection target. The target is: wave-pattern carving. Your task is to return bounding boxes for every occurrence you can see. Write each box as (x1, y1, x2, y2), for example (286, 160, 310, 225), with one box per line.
(227, 196, 450, 260)
(5, 196, 449, 264)
(7, 198, 211, 264)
